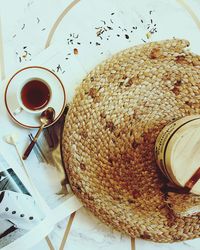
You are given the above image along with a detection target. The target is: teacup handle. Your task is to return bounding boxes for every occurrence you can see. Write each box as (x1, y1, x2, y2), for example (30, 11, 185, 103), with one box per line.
(13, 107, 23, 116)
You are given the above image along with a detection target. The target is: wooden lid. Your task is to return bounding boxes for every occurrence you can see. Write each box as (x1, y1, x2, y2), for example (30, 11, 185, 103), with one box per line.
(165, 119, 200, 194)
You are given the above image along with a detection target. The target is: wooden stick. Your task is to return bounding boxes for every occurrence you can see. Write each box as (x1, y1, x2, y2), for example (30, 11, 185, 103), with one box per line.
(45, 0, 80, 48)
(45, 236, 55, 250)
(131, 238, 136, 250)
(177, 0, 200, 30)
(59, 212, 76, 250)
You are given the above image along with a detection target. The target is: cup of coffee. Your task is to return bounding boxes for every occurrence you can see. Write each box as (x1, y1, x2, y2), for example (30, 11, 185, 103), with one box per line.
(14, 78, 51, 115)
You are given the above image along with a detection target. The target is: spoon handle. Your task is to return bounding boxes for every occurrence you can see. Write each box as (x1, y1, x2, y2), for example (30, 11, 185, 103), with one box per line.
(22, 123, 46, 160)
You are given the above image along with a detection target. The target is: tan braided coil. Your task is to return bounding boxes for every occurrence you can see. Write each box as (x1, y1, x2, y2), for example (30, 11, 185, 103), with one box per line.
(62, 39, 200, 242)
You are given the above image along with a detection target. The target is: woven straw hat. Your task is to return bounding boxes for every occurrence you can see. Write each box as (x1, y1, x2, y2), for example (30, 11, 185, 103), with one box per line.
(62, 39, 200, 242)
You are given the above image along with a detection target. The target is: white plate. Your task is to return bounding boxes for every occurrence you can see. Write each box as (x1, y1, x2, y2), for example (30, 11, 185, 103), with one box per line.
(4, 66, 66, 129)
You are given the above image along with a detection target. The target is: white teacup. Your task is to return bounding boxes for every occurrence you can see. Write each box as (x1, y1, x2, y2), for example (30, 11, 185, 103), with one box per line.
(14, 77, 52, 115)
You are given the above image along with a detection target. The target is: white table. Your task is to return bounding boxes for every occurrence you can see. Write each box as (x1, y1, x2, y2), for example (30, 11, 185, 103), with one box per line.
(1, 1, 200, 249)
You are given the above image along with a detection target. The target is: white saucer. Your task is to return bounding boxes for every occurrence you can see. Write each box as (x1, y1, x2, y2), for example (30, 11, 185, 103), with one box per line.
(5, 66, 66, 129)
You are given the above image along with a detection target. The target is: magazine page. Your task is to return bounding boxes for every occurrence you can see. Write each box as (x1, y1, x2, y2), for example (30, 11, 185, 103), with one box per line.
(0, 105, 82, 250)
(0, 152, 52, 250)
(0, 148, 82, 250)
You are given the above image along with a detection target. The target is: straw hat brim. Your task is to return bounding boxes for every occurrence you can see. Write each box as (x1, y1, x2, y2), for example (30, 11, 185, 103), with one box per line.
(61, 39, 200, 242)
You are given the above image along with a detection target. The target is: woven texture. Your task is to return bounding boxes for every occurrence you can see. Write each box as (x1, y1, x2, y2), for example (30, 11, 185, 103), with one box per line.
(62, 39, 200, 242)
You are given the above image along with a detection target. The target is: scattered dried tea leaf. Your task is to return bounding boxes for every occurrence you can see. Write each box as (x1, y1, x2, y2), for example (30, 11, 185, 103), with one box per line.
(175, 79, 182, 86)
(73, 48, 78, 55)
(105, 121, 115, 132)
(175, 55, 188, 64)
(171, 86, 180, 95)
(185, 101, 193, 107)
(149, 47, 161, 59)
(79, 130, 88, 139)
(132, 140, 139, 149)
(100, 112, 106, 119)
(80, 163, 86, 170)
(141, 232, 151, 240)
(88, 88, 98, 98)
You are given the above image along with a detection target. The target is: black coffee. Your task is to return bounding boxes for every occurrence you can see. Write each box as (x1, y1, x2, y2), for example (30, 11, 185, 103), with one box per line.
(21, 80, 50, 110)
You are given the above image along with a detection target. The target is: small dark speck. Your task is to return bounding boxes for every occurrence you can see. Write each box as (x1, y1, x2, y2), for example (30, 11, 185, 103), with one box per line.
(16, 52, 18, 55)
(133, 26, 137, 30)
(37, 17, 40, 23)
(110, 19, 113, 24)
(142, 38, 146, 43)
(154, 24, 157, 27)
(65, 57, 69, 60)
(13, 34, 16, 38)
(101, 20, 106, 25)
(89, 41, 92, 44)
(100, 52, 103, 54)
(117, 34, 120, 37)
(21, 24, 25, 30)
(41, 28, 46, 31)
(125, 34, 129, 39)
(57, 64, 62, 72)
(123, 28, 127, 32)
(77, 42, 81, 45)
(149, 10, 153, 15)
(96, 42, 101, 46)
(131, 31, 133, 33)
(118, 26, 121, 29)
(151, 19, 153, 24)
(62, 70, 65, 74)
(107, 26, 113, 30)
(111, 12, 115, 15)
(23, 46, 27, 49)
(141, 19, 144, 23)
(19, 57, 22, 62)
